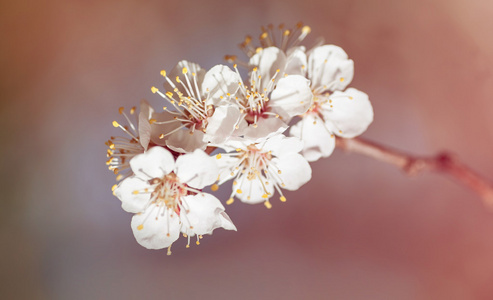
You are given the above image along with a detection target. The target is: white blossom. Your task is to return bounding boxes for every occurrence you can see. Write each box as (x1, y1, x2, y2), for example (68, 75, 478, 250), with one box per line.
(215, 134, 311, 209)
(204, 50, 313, 141)
(150, 61, 241, 153)
(114, 146, 236, 253)
(289, 45, 374, 161)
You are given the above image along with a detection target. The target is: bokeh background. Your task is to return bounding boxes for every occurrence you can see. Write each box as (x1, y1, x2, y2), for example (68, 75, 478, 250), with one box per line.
(2, 0, 493, 299)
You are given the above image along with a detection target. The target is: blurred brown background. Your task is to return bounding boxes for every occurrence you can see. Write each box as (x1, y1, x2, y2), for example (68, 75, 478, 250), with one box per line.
(2, 0, 493, 299)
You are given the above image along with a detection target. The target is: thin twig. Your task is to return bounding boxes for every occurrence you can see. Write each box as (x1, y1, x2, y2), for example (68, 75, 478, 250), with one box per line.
(336, 137, 493, 207)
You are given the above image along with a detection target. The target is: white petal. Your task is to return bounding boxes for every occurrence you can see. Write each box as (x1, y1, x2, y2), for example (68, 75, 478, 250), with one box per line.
(270, 75, 313, 120)
(138, 100, 154, 150)
(216, 155, 241, 185)
(163, 61, 205, 97)
(322, 88, 373, 138)
(213, 137, 251, 153)
(249, 47, 287, 88)
(204, 105, 241, 144)
(284, 46, 307, 76)
(201, 65, 241, 104)
(131, 205, 181, 250)
(166, 130, 207, 153)
(180, 193, 236, 236)
(218, 211, 236, 231)
(308, 45, 354, 91)
(175, 149, 219, 189)
(241, 117, 289, 142)
(130, 146, 174, 180)
(261, 134, 303, 156)
(236, 173, 275, 204)
(114, 176, 151, 213)
(271, 153, 312, 191)
(289, 114, 336, 162)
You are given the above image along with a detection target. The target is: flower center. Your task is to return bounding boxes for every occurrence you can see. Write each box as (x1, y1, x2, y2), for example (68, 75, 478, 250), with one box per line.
(151, 67, 215, 136)
(220, 144, 287, 208)
(149, 172, 188, 213)
(232, 65, 281, 126)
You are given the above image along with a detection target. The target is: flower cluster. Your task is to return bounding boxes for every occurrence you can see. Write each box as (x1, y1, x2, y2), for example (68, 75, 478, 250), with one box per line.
(106, 23, 373, 253)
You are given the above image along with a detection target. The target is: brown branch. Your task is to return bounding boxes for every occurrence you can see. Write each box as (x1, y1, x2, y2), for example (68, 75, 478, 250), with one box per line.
(336, 137, 493, 207)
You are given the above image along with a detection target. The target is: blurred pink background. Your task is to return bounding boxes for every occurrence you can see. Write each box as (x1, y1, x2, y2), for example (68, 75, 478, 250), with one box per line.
(2, 0, 493, 299)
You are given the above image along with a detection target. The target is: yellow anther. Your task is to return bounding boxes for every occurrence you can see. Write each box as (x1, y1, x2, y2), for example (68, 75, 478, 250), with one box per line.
(182, 67, 188, 74)
(166, 91, 173, 98)
(196, 241, 200, 245)
(149, 119, 156, 124)
(302, 25, 311, 34)
(225, 55, 237, 62)
(167, 246, 172, 255)
(159, 133, 165, 139)
(233, 63, 237, 68)
(236, 189, 242, 194)
(211, 184, 219, 192)
(175, 76, 181, 83)
(160, 70, 166, 77)
(280, 196, 287, 202)
(130, 106, 136, 114)
(349, 96, 353, 100)
(132, 190, 139, 195)
(216, 153, 222, 159)
(276, 69, 280, 73)
(118, 107, 124, 114)
(264, 201, 272, 209)
(253, 67, 258, 72)
(151, 86, 158, 93)
(186, 244, 190, 248)
(226, 198, 234, 205)
(233, 180, 237, 185)
(137, 224, 144, 231)
(262, 194, 269, 199)
(340, 77, 345, 82)
(283, 29, 290, 36)
(260, 32, 268, 39)
(111, 184, 117, 192)
(116, 174, 123, 181)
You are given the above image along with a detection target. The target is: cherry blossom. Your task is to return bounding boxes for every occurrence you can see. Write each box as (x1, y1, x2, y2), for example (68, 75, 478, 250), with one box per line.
(150, 61, 241, 153)
(290, 45, 374, 162)
(203, 50, 313, 141)
(215, 134, 311, 209)
(114, 146, 236, 253)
